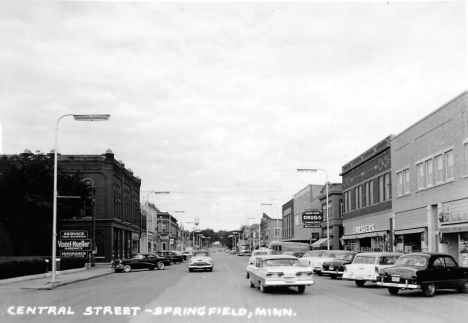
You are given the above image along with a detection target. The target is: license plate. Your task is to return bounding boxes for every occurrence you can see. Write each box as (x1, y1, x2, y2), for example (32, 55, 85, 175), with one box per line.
(391, 276, 400, 282)
(285, 278, 295, 283)
(355, 277, 364, 280)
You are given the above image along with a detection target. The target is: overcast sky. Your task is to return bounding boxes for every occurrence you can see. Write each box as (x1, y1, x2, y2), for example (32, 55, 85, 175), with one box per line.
(0, 1, 466, 232)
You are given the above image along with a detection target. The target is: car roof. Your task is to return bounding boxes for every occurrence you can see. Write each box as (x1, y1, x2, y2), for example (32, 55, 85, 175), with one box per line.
(354, 252, 403, 256)
(399, 252, 452, 257)
(256, 255, 298, 260)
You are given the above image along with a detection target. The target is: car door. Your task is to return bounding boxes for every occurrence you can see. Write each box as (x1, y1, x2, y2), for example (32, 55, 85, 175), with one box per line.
(430, 256, 450, 288)
(443, 256, 464, 289)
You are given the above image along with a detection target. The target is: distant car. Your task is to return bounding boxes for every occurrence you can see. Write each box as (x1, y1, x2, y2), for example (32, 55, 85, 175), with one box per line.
(321, 251, 360, 279)
(156, 251, 184, 264)
(181, 251, 192, 260)
(248, 249, 269, 265)
(301, 250, 341, 276)
(342, 252, 403, 286)
(229, 250, 237, 254)
(283, 251, 306, 258)
(377, 252, 468, 297)
(188, 250, 214, 272)
(246, 255, 314, 294)
(110, 253, 170, 273)
(238, 250, 252, 257)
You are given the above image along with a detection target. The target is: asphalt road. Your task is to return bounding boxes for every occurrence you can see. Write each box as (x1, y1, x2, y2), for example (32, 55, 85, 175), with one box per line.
(1, 252, 467, 323)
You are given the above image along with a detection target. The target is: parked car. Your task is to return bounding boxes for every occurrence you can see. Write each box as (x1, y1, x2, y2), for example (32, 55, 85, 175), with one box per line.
(377, 252, 468, 297)
(238, 250, 252, 257)
(246, 255, 314, 294)
(300, 250, 341, 275)
(283, 251, 306, 258)
(110, 253, 170, 273)
(248, 249, 269, 265)
(181, 251, 192, 260)
(156, 251, 184, 264)
(342, 252, 403, 286)
(298, 250, 326, 267)
(321, 251, 360, 279)
(188, 250, 214, 272)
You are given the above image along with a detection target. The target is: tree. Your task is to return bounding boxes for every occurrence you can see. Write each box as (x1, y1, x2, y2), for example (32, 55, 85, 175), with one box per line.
(0, 152, 90, 256)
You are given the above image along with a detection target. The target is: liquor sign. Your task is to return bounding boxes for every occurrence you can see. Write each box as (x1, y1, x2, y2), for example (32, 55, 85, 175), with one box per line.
(57, 240, 92, 251)
(302, 210, 323, 224)
(60, 230, 88, 239)
(60, 251, 88, 258)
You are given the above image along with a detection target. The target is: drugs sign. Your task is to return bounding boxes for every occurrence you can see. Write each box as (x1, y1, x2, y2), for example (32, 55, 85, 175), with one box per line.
(302, 210, 323, 223)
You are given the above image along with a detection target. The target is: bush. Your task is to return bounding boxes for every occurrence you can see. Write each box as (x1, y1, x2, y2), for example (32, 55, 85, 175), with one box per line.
(0, 257, 47, 280)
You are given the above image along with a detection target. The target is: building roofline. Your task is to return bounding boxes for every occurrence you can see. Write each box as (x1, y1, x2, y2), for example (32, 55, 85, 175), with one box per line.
(392, 90, 467, 140)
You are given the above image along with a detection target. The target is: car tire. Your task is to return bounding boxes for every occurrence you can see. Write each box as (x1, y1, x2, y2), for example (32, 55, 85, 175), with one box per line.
(317, 272, 323, 276)
(422, 283, 436, 297)
(330, 274, 337, 279)
(189, 268, 193, 272)
(388, 287, 399, 295)
(123, 265, 132, 273)
(157, 262, 165, 270)
(149, 266, 155, 271)
(457, 282, 467, 293)
(207, 268, 213, 272)
(249, 279, 255, 288)
(355, 280, 365, 287)
(259, 281, 268, 293)
(297, 286, 305, 294)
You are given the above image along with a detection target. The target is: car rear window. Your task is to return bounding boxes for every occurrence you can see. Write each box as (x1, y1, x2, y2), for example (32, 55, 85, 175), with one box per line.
(378, 257, 397, 265)
(353, 256, 376, 264)
(254, 251, 267, 256)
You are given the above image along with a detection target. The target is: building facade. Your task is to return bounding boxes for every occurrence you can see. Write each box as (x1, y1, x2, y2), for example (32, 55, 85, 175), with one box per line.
(317, 183, 343, 250)
(260, 213, 282, 246)
(155, 211, 179, 251)
(290, 184, 323, 243)
(282, 199, 294, 240)
(59, 149, 142, 263)
(391, 91, 468, 265)
(341, 135, 394, 252)
(141, 202, 158, 253)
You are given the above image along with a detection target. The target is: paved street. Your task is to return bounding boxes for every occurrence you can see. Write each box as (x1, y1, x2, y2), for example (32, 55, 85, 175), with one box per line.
(1, 252, 467, 323)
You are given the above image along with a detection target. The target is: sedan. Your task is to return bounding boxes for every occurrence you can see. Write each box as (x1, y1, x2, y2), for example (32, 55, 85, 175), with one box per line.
(188, 250, 214, 272)
(246, 255, 314, 294)
(321, 251, 359, 279)
(110, 253, 170, 273)
(156, 251, 184, 264)
(377, 252, 468, 297)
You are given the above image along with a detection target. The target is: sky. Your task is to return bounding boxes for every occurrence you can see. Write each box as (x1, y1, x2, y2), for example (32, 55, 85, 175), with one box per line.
(0, 1, 466, 232)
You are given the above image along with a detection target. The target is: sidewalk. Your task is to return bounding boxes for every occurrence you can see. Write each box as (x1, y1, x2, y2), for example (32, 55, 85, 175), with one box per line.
(0, 264, 114, 290)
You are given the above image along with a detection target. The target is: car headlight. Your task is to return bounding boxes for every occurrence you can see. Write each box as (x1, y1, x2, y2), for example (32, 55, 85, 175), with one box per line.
(208, 260, 214, 264)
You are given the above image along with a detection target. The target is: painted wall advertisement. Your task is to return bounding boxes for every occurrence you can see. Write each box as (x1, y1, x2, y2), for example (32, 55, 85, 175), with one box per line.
(460, 233, 468, 267)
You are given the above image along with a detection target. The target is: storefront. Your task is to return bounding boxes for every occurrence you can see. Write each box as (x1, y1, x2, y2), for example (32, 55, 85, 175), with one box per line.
(393, 227, 427, 253)
(341, 213, 391, 252)
(438, 220, 468, 267)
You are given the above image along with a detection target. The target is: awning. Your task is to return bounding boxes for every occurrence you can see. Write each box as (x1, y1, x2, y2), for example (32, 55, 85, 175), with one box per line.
(311, 238, 330, 246)
(394, 227, 426, 235)
(439, 223, 468, 233)
(342, 230, 387, 240)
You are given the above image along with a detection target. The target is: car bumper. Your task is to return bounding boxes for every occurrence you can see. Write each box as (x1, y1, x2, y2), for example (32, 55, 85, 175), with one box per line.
(342, 273, 379, 282)
(188, 264, 213, 269)
(264, 279, 315, 287)
(312, 267, 322, 273)
(322, 270, 344, 275)
(376, 281, 420, 289)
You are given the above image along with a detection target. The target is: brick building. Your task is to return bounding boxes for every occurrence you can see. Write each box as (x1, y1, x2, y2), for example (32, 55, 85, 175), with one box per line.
(59, 149, 143, 263)
(282, 199, 294, 240)
(340, 135, 394, 252)
(391, 91, 468, 265)
(260, 213, 282, 246)
(317, 183, 343, 250)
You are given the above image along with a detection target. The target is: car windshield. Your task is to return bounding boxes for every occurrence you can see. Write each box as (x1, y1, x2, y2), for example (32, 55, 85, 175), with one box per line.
(264, 259, 301, 267)
(254, 251, 267, 256)
(353, 256, 376, 264)
(335, 253, 354, 260)
(395, 256, 427, 268)
(194, 252, 209, 257)
(321, 252, 337, 258)
(304, 251, 324, 257)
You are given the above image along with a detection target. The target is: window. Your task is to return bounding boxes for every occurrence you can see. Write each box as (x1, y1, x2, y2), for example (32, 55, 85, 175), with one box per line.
(417, 163, 425, 189)
(358, 185, 362, 208)
(403, 169, 410, 194)
(465, 143, 468, 175)
(378, 176, 384, 202)
(397, 172, 403, 196)
(344, 192, 348, 213)
(354, 187, 360, 209)
(435, 155, 443, 183)
(426, 159, 433, 186)
(369, 180, 374, 204)
(385, 173, 390, 200)
(365, 182, 369, 207)
(445, 150, 454, 180)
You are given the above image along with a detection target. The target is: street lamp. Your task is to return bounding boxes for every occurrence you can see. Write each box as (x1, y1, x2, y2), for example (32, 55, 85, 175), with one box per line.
(52, 114, 110, 282)
(297, 168, 329, 250)
(261, 203, 280, 241)
(146, 191, 170, 253)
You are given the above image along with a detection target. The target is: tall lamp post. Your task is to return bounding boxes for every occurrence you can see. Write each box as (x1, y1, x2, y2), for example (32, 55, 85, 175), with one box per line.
(146, 191, 170, 253)
(52, 114, 110, 282)
(261, 203, 280, 241)
(297, 168, 329, 250)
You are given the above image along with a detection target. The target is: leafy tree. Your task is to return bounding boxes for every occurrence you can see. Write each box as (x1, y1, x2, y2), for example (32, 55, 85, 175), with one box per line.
(0, 152, 90, 256)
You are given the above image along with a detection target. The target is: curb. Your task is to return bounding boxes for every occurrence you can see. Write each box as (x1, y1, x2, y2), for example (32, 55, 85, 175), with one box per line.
(0, 267, 87, 284)
(24, 271, 114, 290)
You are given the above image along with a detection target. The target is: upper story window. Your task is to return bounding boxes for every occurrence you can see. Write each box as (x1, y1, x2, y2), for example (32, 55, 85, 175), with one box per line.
(435, 154, 444, 183)
(465, 142, 468, 176)
(397, 168, 410, 196)
(445, 150, 454, 180)
(416, 148, 455, 191)
(426, 159, 433, 186)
